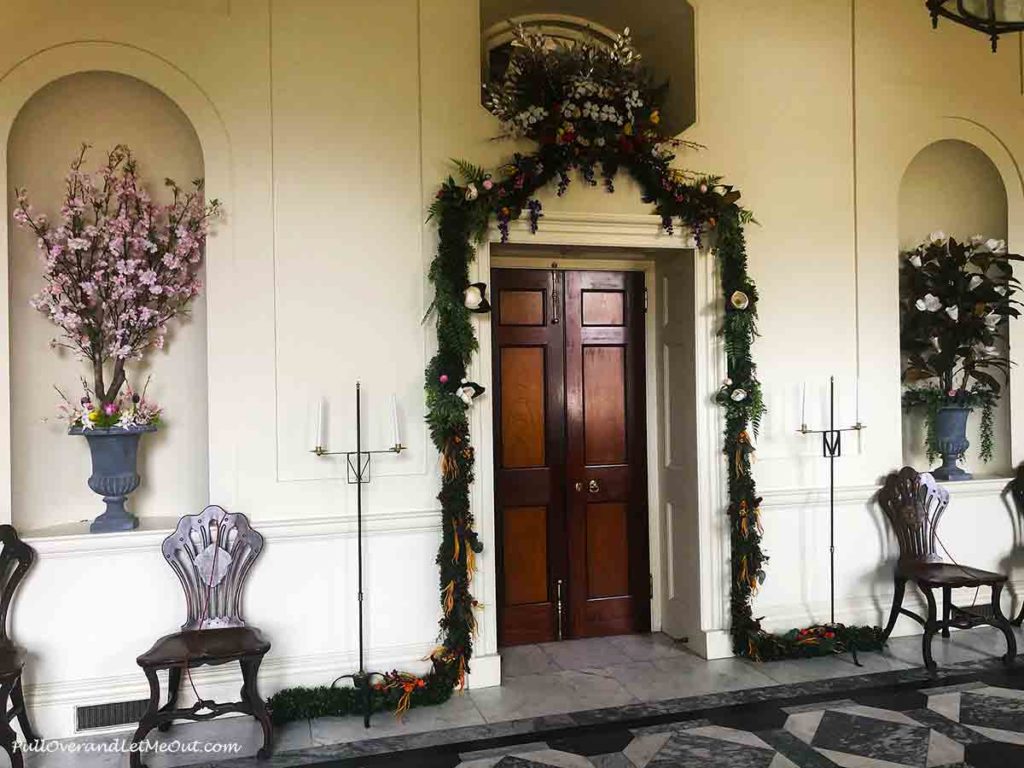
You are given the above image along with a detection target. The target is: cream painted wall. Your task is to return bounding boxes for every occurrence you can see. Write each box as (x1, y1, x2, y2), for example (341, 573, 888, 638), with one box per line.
(899, 139, 1011, 476)
(0, 0, 1022, 739)
(7, 71, 209, 531)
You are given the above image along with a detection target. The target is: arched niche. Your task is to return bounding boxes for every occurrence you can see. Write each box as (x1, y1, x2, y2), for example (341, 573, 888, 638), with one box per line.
(479, 1, 696, 137)
(898, 139, 1011, 476)
(7, 71, 209, 530)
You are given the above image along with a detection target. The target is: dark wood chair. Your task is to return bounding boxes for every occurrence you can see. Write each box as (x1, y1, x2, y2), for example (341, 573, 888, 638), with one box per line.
(0, 526, 39, 768)
(129, 506, 271, 767)
(879, 467, 1016, 671)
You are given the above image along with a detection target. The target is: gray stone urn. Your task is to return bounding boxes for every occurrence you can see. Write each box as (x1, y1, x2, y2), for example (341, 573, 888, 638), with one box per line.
(70, 425, 156, 533)
(931, 406, 972, 482)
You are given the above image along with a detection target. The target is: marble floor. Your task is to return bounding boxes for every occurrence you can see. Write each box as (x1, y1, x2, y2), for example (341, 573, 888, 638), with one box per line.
(18, 627, 1024, 767)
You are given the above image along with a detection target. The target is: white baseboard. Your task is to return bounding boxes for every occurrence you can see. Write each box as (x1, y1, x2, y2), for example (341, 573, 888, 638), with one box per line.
(691, 629, 734, 660)
(466, 653, 501, 689)
(26, 641, 439, 740)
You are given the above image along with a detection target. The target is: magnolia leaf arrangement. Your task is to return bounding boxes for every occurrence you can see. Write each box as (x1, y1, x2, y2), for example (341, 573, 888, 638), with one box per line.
(900, 232, 1021, 461)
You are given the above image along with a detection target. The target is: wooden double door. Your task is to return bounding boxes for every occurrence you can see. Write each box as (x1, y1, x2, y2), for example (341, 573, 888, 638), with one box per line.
(493, 268, 651, 646)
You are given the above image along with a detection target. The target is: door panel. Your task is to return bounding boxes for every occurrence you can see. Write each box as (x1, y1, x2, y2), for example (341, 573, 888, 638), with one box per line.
(493, 269, 565, 646)
(565, 270, 650, 638)
(582, 346, 627, 465)
(500, 347, 546, 468)
(493, 267, 650, 645)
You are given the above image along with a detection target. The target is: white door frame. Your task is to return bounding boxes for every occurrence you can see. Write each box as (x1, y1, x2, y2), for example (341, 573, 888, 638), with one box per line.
(466, 211, 732, 665)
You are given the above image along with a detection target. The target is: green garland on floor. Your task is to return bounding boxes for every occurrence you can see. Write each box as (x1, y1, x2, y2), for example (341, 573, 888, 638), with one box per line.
(268, 26, 882, 726)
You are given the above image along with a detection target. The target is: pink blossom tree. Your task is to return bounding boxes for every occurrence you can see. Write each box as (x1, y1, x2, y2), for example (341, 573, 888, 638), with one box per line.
(13, 144, 220, 406)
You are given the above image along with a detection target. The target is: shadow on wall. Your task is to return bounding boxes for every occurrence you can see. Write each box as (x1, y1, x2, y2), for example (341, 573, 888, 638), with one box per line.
(479, 0, 696, 137)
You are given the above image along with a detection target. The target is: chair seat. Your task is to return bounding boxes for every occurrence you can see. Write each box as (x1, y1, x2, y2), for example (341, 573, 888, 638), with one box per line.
(899, 561, 1008, 588)
(137, 627, 270, 668)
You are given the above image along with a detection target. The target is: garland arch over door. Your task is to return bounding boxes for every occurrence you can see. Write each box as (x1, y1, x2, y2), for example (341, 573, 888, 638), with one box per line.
(269, 26, 884, 724)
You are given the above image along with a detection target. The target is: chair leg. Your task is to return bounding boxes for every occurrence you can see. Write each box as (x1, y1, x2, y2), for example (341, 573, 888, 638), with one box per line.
(942, 585, 952, 639)
(240, 656, 272, 760)
(11, 675, 39, 746)
(157, 667, 182, 733)
(0, 677, 22, 768)
(129, 667, 162, 768)
(882, 576, 906, 640)
(921, 586, 938, 673)
(991, 583, 1017, 667)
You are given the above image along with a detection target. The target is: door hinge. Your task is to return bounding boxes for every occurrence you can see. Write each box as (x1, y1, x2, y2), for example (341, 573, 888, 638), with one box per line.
(643, 287, 648, 313)
(649, 572, 654, 598)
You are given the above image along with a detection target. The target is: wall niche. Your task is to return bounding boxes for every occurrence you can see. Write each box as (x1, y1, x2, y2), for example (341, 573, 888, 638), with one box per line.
(8, 71, 209, 531)
(479, 0, 696, 138)
(898, 139, 1010, 478)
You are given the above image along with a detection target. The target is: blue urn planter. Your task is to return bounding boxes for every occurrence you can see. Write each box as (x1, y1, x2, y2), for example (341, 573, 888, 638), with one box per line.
(70, 425, 156, 533)
(931, 406, 972, 482)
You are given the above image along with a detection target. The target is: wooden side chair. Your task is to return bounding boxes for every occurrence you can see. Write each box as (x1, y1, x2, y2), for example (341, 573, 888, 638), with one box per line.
(0, 526, 39, 768)
(129, 506, 271, 768)
(879, 467, 1016, 671)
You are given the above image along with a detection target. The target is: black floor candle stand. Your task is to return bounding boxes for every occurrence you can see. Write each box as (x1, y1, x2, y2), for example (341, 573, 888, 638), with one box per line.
(799, 376, 866, 663)
(313, 382, 404, 728)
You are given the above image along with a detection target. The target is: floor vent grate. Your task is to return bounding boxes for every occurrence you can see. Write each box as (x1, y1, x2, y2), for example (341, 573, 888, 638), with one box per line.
(76, 699, 149, 731)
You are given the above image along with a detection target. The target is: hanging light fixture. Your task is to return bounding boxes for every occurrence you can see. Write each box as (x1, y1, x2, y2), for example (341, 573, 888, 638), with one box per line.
(927, 0, 1024, 51)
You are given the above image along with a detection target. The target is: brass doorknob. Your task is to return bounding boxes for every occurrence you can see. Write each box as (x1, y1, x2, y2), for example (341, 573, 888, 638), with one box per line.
(588, 479, 600, 493)
(574, 481, 584, 492)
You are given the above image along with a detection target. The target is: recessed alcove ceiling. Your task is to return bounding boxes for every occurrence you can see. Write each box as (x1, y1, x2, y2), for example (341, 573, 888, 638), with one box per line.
(479, 0, 696, 137)
(7, 71, 210, 531)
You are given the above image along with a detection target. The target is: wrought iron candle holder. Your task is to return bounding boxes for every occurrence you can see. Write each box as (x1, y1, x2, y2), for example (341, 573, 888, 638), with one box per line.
(312, 381, 404, 728)
(798, 376, 866, 633)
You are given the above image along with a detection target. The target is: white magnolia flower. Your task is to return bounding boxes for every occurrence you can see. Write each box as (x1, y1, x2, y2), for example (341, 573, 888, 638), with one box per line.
(929, 230, 948, 244)
(730, 388, 748, 402)
(985, 312, 1002, 328)
(945, 305, 959, 321)
(996, 285, 1007, 296)
(464, 183, 479, 202)
(908, 253, 922, 268)
(730, 290, 750, 310)
(916, 294, 942, 312)
(968, 275, 984, 291)
(986, 238, 1007, 253)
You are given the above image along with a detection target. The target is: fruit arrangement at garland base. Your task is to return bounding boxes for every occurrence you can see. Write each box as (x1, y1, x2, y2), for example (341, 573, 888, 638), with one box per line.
(13, 144, 220, 532)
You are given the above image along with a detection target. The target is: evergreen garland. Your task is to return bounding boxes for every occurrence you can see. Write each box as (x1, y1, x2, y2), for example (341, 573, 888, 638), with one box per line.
(268, 25, 883, 724)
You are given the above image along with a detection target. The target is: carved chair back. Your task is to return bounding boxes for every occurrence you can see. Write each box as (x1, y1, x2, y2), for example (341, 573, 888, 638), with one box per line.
(0, 526, 33, 645)
(1011, 464, 1024, 532)
(162, 505, 264, 631)
(878, 466, 949, 565)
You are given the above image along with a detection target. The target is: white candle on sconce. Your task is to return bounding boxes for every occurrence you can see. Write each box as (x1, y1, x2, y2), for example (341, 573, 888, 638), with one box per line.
(313, 397, 326, 452)
(390, 393, 401, 450)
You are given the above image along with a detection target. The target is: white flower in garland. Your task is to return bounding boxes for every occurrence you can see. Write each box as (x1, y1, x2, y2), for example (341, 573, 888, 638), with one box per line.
(945, 305, 959, 321)
(985, 312, 1002, 328)
(731, 388, 748, 402)
(986, 238, 1007, 253)
(908, 253, 922, 268)
(730, 290, 750, 310)
(968, 275, 983, 291)
(464, 183, 479, 202)
(915, 293, 942, 312)
(929, 230, 948, 244)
